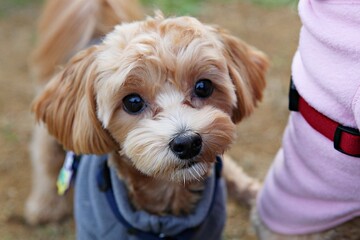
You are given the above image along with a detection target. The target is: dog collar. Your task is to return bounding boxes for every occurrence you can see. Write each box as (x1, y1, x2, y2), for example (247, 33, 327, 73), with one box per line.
(289, 77, 360, 157)
(96, 156, 223, 240)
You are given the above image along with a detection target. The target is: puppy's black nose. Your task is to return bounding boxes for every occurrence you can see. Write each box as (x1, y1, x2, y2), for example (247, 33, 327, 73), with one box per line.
(169, 132, 202, 159)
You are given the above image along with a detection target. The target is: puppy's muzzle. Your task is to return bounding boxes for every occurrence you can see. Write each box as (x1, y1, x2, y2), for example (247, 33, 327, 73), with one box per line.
(169, 131, 202, 160)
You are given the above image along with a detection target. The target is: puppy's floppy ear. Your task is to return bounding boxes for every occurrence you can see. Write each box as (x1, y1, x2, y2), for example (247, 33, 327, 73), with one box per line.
(219, 29, 268, 123)
(32, 46, 117, 154)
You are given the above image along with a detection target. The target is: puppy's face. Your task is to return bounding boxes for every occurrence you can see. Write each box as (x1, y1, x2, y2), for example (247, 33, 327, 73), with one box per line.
(33, 16, 268, 182)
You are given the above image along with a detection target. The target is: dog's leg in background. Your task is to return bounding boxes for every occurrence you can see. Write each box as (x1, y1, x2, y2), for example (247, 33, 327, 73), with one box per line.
(25, 0, 144, 225)
(25, 125, 70, 225)
(223, 154, 261, 206)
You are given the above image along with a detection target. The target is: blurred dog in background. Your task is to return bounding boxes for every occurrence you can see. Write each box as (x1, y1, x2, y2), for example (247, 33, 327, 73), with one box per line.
(26, 0, 144, 225)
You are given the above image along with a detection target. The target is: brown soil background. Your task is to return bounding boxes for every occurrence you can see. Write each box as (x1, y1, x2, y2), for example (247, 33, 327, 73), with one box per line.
(0, 1, 300, 239)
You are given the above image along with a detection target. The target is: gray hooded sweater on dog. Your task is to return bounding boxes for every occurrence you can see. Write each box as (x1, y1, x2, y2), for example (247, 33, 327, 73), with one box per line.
(74, 155, 226, 240)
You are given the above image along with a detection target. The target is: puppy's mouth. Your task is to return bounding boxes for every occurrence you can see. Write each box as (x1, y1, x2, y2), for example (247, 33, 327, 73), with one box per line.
(170, 160, 212, 182)
(181, 160, 198, 169)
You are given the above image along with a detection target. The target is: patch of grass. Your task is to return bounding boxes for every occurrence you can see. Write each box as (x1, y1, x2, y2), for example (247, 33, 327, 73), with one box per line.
(0, 0, 43, 18)
(249, 0, 298, 7)
(141, 0, 205, 15)
(141, 0, 297, 16)
(0, 124, 18, 143)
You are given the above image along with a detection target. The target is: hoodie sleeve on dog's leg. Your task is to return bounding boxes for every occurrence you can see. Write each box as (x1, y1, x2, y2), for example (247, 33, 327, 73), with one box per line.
(352, 86, 360, 129)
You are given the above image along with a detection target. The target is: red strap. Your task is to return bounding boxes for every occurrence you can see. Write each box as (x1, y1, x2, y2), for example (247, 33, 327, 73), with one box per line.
(298, 96, 360, 157)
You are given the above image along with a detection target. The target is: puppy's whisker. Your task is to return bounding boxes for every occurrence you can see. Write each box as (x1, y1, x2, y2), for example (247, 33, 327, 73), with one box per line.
(189, 168, 200, 182)
(192, 166, 204, 181)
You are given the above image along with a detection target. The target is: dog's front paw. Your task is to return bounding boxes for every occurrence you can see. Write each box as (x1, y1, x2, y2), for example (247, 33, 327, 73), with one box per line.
(25, 192, 72, 225)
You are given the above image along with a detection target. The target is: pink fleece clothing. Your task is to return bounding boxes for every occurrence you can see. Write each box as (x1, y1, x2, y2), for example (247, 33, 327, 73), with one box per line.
(258, 0, 360, 235)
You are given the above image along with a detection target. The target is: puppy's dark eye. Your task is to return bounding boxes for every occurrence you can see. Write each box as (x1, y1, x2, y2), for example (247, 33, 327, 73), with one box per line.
(122, 94, 146, 114)
(194, 79, 214, 98)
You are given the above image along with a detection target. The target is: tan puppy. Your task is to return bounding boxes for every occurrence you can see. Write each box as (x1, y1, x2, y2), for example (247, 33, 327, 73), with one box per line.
(26, 0, 143, 225)
(29, 4, 267, 237)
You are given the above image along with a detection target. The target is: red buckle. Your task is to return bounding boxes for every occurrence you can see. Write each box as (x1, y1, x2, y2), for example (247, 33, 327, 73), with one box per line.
(334, 125, 360, 157)
(289, 77, 360, 158)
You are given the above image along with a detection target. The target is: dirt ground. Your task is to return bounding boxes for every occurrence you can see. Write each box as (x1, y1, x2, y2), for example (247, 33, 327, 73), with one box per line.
(0, 1, 300, 239)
